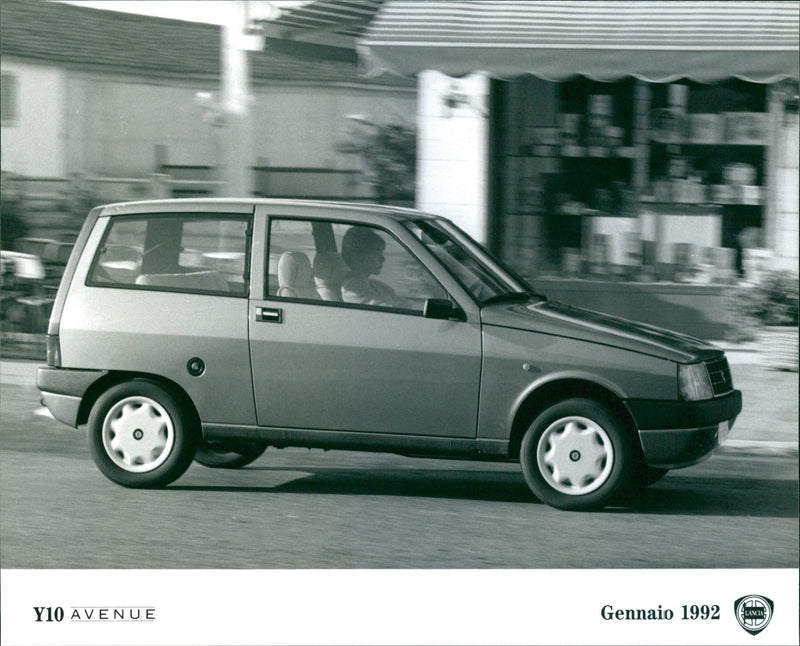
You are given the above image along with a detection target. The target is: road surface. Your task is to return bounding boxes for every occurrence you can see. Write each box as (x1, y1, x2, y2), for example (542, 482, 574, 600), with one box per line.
(1, 361, 796, 569)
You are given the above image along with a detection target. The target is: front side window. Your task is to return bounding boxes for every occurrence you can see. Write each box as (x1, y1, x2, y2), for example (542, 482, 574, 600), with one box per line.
(88, 214, 250, 296)
(268, 218, 447, 313)
(404, 219, 538, 304)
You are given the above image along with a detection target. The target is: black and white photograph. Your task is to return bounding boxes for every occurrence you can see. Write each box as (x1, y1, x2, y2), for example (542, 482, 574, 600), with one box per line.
(1, 1, 798, 644)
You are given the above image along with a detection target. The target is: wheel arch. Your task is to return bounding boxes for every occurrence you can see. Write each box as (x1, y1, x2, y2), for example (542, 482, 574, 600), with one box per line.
(507, 377, 639, 460)
(77, 371, 201, 432)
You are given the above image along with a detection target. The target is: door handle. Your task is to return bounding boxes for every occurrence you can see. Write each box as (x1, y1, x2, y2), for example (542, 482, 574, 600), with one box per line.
(256, 307, 283, 323)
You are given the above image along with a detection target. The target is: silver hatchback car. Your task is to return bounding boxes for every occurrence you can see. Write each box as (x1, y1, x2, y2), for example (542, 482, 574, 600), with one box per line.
(37, 199, 742, 510)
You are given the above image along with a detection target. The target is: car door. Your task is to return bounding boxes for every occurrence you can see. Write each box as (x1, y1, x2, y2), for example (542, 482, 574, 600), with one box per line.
(248, 211, 482, 437)
(74, 206, 256, 426)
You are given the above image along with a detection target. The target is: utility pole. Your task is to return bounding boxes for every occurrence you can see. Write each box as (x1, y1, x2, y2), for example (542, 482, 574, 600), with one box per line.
(220, 1, 267, 196)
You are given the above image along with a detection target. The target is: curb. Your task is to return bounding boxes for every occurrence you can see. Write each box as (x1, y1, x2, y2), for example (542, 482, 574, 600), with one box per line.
(717, 440, 798, 457)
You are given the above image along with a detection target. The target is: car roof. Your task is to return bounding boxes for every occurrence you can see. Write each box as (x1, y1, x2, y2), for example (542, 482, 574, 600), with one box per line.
(97, 198, 444, 222)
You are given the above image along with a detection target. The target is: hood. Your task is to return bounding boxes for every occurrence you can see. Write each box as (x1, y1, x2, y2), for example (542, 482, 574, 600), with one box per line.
(481, 299, 722, 363)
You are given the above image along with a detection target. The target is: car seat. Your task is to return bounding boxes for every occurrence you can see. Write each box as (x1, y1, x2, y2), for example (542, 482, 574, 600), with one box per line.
(313, 252, 347, 301)
(277, 251, 319, 300)
(135, 270, 230, 293)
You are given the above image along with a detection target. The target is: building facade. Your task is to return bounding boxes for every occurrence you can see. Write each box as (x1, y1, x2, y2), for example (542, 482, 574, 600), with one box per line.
(0, 1, 415, 194)
(360, 1, 800, 274)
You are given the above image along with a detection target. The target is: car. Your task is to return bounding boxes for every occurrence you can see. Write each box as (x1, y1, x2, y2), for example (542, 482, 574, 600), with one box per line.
(37, 199, 742, 510)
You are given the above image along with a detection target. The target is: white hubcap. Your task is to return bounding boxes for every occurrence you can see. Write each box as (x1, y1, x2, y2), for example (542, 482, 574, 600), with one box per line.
(537, 416, 614, 495)
(102, 396, 175, 473)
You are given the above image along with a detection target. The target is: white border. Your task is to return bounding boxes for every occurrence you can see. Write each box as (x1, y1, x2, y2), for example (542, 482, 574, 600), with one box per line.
(2, 569, 798, 645)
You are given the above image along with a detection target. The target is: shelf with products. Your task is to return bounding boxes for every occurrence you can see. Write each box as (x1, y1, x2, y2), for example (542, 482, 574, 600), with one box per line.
(511, 79, 638, 159)
(508, 145, 638, 160)
(648, 141, 766, 206)
(557, 80, 637, 164)
(560, 145, 638, 159)
(638, 202, 724, 216)
(541, 79, 641, 223)
(646, 80, 768, 209)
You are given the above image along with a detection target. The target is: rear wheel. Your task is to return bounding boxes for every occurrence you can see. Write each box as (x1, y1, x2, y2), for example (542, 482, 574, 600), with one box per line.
(194, 439, 268, 469)
(520, 398, 635, 510)
(88, 380, 198, 488)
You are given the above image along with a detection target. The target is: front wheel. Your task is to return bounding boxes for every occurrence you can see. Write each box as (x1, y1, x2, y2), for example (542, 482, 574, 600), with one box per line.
(88, 380, 198, 488)
(520, 398, 635, 510)
(194, 440, 268, 469)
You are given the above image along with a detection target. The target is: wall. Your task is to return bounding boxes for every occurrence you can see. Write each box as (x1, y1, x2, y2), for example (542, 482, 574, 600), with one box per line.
(65, 74, 415, 177)
(6, 64, 414, 182)
(0, 59, 66, 177)
(63, 74, 215, 175)
(772, 110, 799, 272)
(417, 71, 490, 243)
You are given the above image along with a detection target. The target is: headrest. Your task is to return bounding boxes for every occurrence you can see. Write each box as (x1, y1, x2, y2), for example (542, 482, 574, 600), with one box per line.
(277, 251, 313, 287)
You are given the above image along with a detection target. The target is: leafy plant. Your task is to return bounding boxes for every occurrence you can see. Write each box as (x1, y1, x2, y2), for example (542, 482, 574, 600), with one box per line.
(338, 118, 416, 203)
(726, 271, 799, 342)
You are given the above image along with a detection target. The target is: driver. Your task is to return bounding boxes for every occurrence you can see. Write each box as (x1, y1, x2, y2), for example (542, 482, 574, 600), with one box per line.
(340, 227, 408, 308)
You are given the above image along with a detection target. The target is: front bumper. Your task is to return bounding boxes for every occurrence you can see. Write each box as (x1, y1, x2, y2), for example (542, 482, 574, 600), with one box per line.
(37, 367, 107, 427)
(625, 390, 742, 468)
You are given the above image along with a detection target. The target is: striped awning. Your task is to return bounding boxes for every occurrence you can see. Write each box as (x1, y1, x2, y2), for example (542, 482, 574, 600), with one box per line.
(358, 1, 800, 82)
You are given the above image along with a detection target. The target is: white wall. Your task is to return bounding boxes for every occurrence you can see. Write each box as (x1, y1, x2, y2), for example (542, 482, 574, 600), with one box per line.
(773, 112, 799, 272)
(64, 75, 217, 175)
(3, 62, 416, 180)
(60, 74, 417, 177)
(0, 59, 66, 176)
(416, 71, 490, 243)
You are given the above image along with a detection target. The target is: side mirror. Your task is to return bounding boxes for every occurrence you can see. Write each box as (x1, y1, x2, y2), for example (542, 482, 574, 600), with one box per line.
(423, 298, 462, 321)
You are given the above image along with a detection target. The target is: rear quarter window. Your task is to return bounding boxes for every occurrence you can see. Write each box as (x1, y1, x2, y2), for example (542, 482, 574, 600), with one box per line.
(87, 214, 251, 296)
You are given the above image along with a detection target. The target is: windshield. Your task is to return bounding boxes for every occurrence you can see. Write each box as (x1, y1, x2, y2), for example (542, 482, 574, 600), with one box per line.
(403, 219, 541, 305)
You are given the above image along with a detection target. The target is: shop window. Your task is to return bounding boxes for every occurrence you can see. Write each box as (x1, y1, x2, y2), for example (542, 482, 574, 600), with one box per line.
(496, 75, 775, 282)
(1, 73, 18, 125)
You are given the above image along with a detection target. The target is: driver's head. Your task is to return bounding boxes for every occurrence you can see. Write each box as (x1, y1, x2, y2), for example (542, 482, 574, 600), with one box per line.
(341, 227, 386, 276)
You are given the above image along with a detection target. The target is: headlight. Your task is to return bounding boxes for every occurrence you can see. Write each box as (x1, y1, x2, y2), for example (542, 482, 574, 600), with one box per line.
(678, 363, 713, 401)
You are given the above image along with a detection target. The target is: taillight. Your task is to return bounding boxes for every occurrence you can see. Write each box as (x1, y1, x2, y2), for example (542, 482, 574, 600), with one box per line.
(46, 334, 61, 367)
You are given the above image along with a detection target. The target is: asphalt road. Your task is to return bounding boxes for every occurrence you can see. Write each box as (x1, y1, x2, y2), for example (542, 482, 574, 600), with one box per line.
(1, 361, 797, 569)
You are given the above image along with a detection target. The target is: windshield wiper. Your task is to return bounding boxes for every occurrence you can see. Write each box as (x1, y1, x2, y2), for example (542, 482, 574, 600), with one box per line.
(482, 291, 544, 305)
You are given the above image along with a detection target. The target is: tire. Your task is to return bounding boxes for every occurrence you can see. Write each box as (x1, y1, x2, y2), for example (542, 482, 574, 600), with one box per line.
(520, 398, 635, 510)
(194, 439, 268, 469)
(87, 380, 199, 488)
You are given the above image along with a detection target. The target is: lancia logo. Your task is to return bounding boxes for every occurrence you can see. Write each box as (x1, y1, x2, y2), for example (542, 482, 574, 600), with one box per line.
(734, 595, 773, 636)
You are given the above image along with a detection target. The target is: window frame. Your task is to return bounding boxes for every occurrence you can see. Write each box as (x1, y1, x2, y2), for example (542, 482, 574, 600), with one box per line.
(265, 215, 451, 316)
(85, 212, 253, 298)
